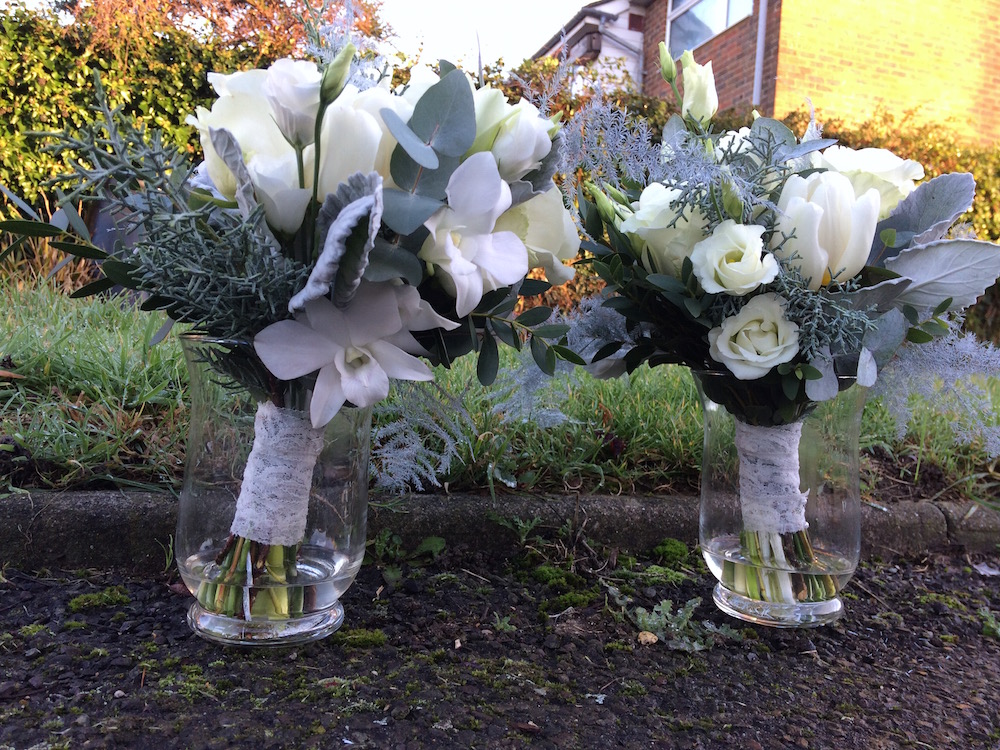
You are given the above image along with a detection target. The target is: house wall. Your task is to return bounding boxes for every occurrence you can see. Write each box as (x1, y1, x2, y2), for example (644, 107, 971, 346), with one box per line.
(772, 0, 1000, 145)
(640, 0, 1000, 145)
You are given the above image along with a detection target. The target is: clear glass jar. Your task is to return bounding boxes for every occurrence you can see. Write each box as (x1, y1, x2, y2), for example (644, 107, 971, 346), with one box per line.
(694, 371, 867, 627)
(176, 334, 370, 646)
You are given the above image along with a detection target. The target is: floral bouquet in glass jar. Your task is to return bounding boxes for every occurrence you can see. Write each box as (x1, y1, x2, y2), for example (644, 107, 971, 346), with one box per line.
(575, 46, 1000, 625)
(1, 22, 581, 643)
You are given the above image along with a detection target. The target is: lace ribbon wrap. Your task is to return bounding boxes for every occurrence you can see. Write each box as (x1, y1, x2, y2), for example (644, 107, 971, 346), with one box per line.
(734, 420, 809, 534)
(229, 401, 326, 546)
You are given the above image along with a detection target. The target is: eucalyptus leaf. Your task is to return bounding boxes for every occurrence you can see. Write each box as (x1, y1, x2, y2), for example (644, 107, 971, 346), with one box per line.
(381, 107, 439, 169)
(749, 117, 796, 149)
(365, 240, 424, 286)
(490, 319, 520, 349)
(382, 188, 443, 235)
(408, 70, 476, 158)
(519, 278, 552, 297)
(389, 147, 458, 197)
(863, 309, 908, 368)
(804, 354, 839, 401)
(883, 238, 1000, 312)
(529, 334, 556, 375)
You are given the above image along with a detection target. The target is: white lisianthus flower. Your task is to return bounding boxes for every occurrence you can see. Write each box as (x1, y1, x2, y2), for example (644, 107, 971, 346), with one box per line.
(470, 88, 555, 181)
(690, 220, 777, 296)
(494, 187, 579, 284)
(619, 183, 708, 277)
(772, 171, 880, 289)
(680, 50, 718, 125)
(186, 70, 289, 199)
(248, 152, 313, 235)
(262, 58, 323, 148)
(419, 152, 529, 317)
(254, 283, 450, 428)
(708, 293, 799, 380)
(810, 145, 924, 219)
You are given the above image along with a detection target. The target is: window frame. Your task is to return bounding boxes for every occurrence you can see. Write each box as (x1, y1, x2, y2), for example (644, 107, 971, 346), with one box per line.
(666, 0, 753, 60)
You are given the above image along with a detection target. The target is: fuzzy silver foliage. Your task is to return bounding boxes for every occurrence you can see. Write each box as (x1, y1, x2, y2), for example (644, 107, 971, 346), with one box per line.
(872, 320, 1000, 458)
(370, 381, 474, 493)
(489, 347, 574, 430)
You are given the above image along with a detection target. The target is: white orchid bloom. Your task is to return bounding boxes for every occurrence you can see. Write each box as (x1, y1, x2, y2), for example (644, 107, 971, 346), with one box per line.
(247, 152, 312, 235)
(254, 284, 440, 428)
(419, 152, 529, 317)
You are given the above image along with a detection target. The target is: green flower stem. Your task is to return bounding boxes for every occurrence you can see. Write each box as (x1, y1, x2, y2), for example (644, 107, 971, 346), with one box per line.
(725, 528, 839, 604)
(195, 537, 304, 620)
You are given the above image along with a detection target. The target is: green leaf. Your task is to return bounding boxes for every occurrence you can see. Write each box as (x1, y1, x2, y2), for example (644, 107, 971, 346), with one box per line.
(409, 70, 476, 158)
(70, 277, 118, 297)
(551, 344, 586, 365)
(50, 239, 109, 260)
(781, 373, 801, 401)
(477, 330, 499, 385)
(519, 278, 552, 297)
(389, 146, 457, 197)
(409, 535, 446, 561)
(381, 188, 443, 235)
(591, 341, 623, 363)
(490, 319, 520, 349)
(906, 327, 934, 344)
(529, 334, 556, 375)
(530, 324, 570, 339)
(515, 306, 552, 327)
(365, 241, 424, 286)
(0, 219, 65, 237)
(381, 107, 439, 169)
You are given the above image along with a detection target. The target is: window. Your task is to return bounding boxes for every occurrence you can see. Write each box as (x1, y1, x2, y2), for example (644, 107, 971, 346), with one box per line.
(667, 0, 753, 59)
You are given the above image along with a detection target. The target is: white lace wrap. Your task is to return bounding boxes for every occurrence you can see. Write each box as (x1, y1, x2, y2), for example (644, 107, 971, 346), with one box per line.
(229, 401, 326, 546)
(735, 420, 808, 534)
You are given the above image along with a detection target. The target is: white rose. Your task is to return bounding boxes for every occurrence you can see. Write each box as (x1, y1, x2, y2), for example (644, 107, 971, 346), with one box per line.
(494, 187, 579, 284)
(680, 50, 718, 125)
(810, 145, 924, 219)
(619, 183, 708, 277)
(708, 294, 799, 380)
(690, 220, 777, 296)
(263, 58, 323, 148)
(772, 171, 879, 289)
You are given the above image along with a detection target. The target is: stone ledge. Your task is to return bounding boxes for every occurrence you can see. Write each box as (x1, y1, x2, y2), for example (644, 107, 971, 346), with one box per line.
(1, 490, 993, 573)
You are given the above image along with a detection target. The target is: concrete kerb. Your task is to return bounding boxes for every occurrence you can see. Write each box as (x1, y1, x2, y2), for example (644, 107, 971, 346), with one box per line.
(3, 490, 999, 574)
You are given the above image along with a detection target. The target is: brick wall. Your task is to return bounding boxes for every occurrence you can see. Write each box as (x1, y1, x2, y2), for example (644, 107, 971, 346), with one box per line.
(772, 0, 1000, 144)
(641, 0, 780, 111)
(640, 0, 1000, 145)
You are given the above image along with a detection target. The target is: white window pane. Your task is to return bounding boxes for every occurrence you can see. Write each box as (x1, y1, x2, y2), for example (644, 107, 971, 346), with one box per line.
(668, 0, 725, 58)
(729, 0, 753, 24)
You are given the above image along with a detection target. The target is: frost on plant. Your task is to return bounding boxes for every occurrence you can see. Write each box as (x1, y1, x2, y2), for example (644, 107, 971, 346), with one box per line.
(872, 321, 1000, 458)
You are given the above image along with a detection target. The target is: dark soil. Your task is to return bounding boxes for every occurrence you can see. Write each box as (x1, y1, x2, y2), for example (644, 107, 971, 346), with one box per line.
(2, 536, 1000, 750)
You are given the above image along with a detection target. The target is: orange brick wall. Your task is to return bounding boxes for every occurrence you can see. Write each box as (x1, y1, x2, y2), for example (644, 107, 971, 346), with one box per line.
(640, 0, 1000, 145)
(772, 0, 1000, 145)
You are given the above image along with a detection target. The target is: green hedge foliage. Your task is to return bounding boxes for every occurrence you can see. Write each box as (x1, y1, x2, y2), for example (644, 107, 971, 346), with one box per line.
(0, 6, 245, 214)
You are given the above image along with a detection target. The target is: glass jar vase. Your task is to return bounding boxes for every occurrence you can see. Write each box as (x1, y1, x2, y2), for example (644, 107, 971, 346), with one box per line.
(176, 334, 371, 646)
(694, 371, 867, 628)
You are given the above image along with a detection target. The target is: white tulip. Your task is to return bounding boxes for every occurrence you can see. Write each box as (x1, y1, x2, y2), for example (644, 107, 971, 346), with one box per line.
(680, 50, 718, 125)
(811, 145, 924, 219)
(708, 294, 799, 380)
(772, 171, 880, 289)
(690, 220, 777, 296)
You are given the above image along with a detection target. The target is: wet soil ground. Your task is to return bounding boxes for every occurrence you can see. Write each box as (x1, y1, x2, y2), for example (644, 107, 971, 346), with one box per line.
(2, 534, 1000, 750)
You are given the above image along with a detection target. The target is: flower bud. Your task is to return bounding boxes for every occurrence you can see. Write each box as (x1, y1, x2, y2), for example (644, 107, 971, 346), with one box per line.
(658, 42, 677, 83)
(679, 50, 718, 125)
(321, 43, 356, 105)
